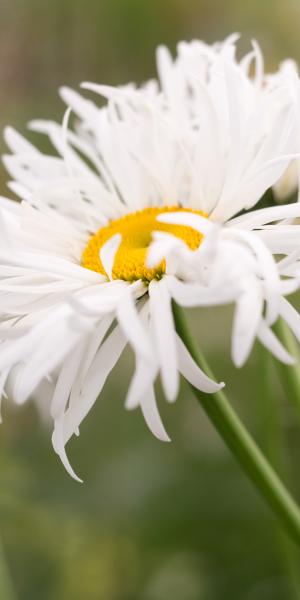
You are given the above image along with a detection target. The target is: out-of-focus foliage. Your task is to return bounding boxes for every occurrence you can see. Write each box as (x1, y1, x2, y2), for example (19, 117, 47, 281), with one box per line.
(1, 1, 300, 599)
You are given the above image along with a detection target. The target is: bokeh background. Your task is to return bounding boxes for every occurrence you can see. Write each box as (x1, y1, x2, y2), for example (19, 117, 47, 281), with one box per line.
(1, 1, 300, 598)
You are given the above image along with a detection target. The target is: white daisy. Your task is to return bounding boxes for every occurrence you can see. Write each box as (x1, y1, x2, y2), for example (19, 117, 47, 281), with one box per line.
(1, 35, 300, 480)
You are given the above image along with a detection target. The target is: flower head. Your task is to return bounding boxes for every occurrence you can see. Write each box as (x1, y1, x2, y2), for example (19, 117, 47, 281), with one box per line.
(1, 35, 300, 479)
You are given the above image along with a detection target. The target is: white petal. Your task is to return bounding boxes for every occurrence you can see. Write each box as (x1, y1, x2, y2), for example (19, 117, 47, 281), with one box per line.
(166, 276, 235, 307)
(229, 202, 300, 229)
(257, 320, 295, 364)
(99, 233, 121, 281)
(146, 231, 188, 269)
(231, 283, 263, 367)
(62, 325, 127, 445)
(59, 86, 99, 123)
(125, 356, 158, 409)
(50, 340, 86, 420)
(228, 228, 280, 325)
(4, 126, 40, 155)
(117, 285, 152, 362)
(149, 279, 179, 402)
(176, 334, 224, 393)
(52, 416, 83, 483)
(140, 386, 171, 442)
(157, 211, 213, 235)
(69, 315, 114, 404)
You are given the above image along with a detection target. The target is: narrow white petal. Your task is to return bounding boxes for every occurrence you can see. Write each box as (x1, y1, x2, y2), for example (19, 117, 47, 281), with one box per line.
(232, 284, 263, 367)
(99, 233, 121, 281)
(228, 229, 280, 325)
(157, 211, 213, 235)
(125, 356, 158, 410)
(69, 315, 114, 404)
(59, 86, 99, 122)
(117, 285, 153, 362)
(176, 334, 224, 393)
(50, 341, 86, 419)
(140, 386, 171, 442)
(62, 325, 127, 445)
(149, 279, 179, 402)
(4, 126, 40, 155)
(52, 417, 83, 483)
(146, 231, 188, 269)
(166, 276, 235, 307)
(229, 202, 300, 229)
(257, 320, 295, 365)
(80, 81, 128, 99)
(11, 308, 89, 404)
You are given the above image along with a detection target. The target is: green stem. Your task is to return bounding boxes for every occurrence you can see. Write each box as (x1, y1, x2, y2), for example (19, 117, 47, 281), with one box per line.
(273, 318, 300, 418)
(260, 349, 300, 600)
(172, 302, 300, 546)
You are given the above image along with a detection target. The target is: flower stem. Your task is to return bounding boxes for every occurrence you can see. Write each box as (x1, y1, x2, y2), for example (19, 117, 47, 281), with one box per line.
(259, 348, 300, 599)
(172, 302, 300, 546)
(273, 318, 300, 418)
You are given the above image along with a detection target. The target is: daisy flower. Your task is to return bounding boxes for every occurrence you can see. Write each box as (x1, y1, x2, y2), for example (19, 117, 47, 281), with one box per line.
(1, 35, 300, 479)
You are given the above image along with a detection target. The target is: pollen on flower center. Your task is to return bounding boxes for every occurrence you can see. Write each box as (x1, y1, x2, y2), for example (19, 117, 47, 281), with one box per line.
(81, 206, 207, 282)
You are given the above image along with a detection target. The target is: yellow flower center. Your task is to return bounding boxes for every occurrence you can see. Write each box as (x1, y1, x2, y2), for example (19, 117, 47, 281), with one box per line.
(81, 206, 207, 282)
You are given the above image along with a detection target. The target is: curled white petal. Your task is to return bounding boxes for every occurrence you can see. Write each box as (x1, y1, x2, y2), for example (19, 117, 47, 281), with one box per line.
(99, 233, 121, 281)
(157, 211, 213, 235)
(257, 320, 295, 365)
(176, 334, 224, 393)
(52, 416, 83, 483)
(140, 386, 171, 442)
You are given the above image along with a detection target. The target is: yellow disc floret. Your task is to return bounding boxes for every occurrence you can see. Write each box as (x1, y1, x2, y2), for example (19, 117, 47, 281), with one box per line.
(82, 206, 207, 282)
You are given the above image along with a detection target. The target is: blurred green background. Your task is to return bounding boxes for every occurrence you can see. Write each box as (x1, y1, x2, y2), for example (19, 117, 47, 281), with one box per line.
(1, 1, 300, 598)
